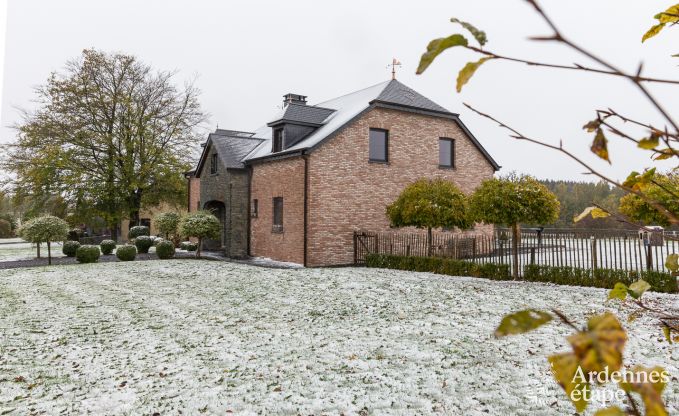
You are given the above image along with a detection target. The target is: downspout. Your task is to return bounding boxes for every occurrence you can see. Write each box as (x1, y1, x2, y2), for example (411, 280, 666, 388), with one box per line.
(246, 165, 253, 257)
(303, 153, 309, 267)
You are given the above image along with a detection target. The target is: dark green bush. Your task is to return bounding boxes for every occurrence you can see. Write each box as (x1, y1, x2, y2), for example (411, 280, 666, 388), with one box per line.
(62, 240, 81, 257)
(116, 245, 137, 261)
(100, 239, 116, 255)
(523, 264, 675, 293)
(365, 254, 511, 280)
(134, 235, 154, 254)
(75, 245, 100, 263)
(128, 225, 150, 239)
(155, 240, 175, 259)
(180, 241, 198, 252)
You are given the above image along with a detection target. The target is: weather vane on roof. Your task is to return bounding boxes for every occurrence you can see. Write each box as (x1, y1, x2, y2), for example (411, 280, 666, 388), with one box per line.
(387, 58, 402, 80)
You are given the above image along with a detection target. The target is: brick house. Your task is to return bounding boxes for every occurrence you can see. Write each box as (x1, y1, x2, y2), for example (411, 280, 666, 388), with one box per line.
(191, 80, 500, 266)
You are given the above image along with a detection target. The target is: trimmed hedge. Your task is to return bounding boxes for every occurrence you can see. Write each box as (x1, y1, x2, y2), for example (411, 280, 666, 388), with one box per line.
(134, 236, 154, 254)
(365, 254, 676, 293)
(524, 265, 676, 293)
(100, 240, 116, 255)
(62, 240, 81, 257)
(155, 240, 175, 259)
(129, 226, 150, 239)
(116, 245, 137, 261)
(76, 245, 101, 263)
(180, 241, 198, 252)
(365, 254, 511, 281)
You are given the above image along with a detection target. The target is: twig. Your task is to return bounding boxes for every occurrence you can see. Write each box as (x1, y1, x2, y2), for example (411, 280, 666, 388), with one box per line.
(464, 103, 679, 224)
(551, 309, 580, 331)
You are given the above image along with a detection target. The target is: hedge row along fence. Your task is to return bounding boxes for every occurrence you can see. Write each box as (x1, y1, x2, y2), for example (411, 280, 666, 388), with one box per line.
(365, 254, 676, 293)
(365, 254, 511, 281)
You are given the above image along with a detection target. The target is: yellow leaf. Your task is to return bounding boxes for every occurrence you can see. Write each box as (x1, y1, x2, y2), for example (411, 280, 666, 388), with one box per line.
(608, 282, 628, 301)
(574, 206, 610, 223)
(619, 366, 669, 416)
(416, 34, 468, 74)
(638, 134, 660, 149)
(642, 23, 665, 42)
(548, 353, 590, 413)
(665, 253, 679, 273)
(628, 279, 651, 299)
(590, 128, 610, 163)
(456, 57, 493, 93)
(494, 309, 553, 337)
(568, 313, 627, 373)
(656, 5, 679, 23)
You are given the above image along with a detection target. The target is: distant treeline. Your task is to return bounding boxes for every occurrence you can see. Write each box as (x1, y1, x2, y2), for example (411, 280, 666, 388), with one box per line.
(531, 180, 629, 230)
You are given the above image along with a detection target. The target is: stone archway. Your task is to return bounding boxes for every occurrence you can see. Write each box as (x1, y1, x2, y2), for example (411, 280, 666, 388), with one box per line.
(203, 200, 225, 251)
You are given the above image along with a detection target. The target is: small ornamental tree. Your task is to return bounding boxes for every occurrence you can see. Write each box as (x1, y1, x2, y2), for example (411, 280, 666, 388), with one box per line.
(154, 212, 181, 244)
(618, 172, 679, 227)
(387, 178, 471, 256)
(469, 174, 559, 279)
(178, 211, 221, 258)
(18, 215, 69, 265)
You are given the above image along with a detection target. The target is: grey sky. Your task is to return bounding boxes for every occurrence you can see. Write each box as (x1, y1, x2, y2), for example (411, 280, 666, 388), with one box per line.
(1, 0, 676, 181)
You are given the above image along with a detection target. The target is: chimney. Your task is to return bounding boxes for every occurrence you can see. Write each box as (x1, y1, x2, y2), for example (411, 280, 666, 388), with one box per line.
(283, 93, 307, 107)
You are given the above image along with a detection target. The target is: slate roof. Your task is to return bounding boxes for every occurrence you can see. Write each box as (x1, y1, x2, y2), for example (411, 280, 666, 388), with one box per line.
(195, 130, 263, 175)
(197, 79, 499, 170)
(267, 103, 335, 126)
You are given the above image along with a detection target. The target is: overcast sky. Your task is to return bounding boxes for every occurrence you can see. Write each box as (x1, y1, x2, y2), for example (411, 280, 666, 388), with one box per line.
(1, 0, 676, 182)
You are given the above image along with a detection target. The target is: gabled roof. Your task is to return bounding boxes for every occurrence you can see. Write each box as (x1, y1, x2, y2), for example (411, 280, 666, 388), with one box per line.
(267, 103, 335, 127)
(195, 130, 263, 176)
(242, 79, 499, 170)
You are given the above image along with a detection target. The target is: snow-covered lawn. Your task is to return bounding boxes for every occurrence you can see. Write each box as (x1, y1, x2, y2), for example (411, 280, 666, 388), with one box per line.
(0, 239, 40, 262)
(0, 260, 676, 415)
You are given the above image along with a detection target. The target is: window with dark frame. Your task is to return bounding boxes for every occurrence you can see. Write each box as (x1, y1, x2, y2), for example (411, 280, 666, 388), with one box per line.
(272, 197, 283, 232)
(251, 199, 258, 217)
(273, 128, 284, 153)
(210, 153, 218, 174)
(439, 138, 455, 168)
(369, 128, 388, 162)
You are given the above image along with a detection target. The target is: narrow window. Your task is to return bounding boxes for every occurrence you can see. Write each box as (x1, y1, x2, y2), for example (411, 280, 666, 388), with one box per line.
(210, 153, 218, 174)
(272, 197, 283, 233)
(251, 199, 258, 217)
(369, 128, 388, 162)
(439, 138, 455, 168)
(273, 128, 284, 153)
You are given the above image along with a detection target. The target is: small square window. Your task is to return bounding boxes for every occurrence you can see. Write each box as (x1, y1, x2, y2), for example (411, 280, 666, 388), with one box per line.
(210, 153, 218, 174)
(369, 128, 388, 162)
(272, 197, 283, 233)
(439, 138, 455, 168)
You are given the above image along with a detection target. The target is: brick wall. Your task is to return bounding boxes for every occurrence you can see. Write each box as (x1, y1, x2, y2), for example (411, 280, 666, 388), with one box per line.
(187, 176, 200, 212)
(306, 107, 496, 266)
(250, 157, 306, 265)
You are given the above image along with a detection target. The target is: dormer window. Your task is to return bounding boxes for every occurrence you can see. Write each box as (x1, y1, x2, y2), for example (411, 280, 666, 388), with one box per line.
(273, 127, 284, 153)
(210, 153, 218, 174)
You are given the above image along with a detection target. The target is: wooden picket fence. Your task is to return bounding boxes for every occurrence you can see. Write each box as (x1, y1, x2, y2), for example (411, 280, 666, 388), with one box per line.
(353, 228, 679, 276)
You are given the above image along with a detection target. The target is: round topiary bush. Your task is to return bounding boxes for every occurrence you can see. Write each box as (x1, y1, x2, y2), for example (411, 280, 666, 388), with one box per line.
(62, 240, 81, 257)
(100, 239, 116, 255)
(180, 241, 198, 252)
(76, 245, 101, 263)
(155, 240, 176, 259)
(134, 235, 154, 254)
(128, 225, 150, 239)
(116, 245, 137, 261)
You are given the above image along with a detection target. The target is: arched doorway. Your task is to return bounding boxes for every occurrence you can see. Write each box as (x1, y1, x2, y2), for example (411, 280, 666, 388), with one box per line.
(203, 200, 225, 251)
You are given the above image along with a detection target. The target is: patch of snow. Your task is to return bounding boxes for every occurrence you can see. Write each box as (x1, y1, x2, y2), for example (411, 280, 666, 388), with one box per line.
(0, 260, 676, 414)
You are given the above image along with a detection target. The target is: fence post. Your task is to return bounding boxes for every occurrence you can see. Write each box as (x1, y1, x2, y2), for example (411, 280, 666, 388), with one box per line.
(406, 245, 410, 257)
(530, 247, 536, 265)
(646, 245, 653, 271)
(353, 232, 357, 265)
(590, 236, 598, 270)
(499, 241, 504, 264)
